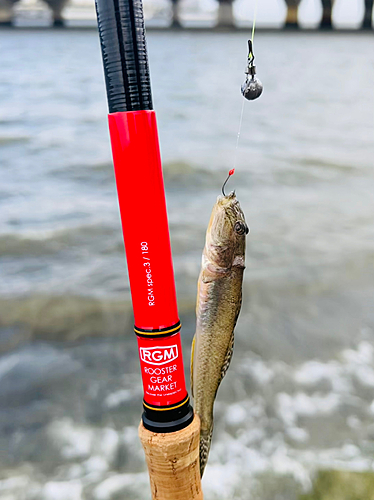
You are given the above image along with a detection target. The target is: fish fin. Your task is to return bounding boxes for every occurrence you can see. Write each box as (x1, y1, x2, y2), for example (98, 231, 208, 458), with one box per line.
(190, 334, 195, 398)
(217, 329, 235, 390)
(200, 424, 213, 477)
(216, 292, 242, 388)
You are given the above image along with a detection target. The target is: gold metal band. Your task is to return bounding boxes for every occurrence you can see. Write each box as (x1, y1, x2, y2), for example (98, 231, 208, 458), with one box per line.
(143, 396, 189, 412)
(134, 322, 181, 336)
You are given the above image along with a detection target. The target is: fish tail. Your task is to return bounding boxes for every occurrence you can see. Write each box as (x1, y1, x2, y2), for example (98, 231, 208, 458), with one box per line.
(199, 424, 213, 477)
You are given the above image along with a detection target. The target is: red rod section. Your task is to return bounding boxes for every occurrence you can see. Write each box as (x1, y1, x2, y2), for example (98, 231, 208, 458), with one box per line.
(109, 110, 193, 431)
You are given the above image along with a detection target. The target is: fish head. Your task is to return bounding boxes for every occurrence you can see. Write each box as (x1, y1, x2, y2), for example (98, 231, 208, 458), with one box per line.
(205, 191, 249, 269)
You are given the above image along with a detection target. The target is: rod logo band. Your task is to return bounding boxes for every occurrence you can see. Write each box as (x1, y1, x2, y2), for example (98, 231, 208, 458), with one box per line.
(137, 333, 187, 407)
(140, 345, 178, 365)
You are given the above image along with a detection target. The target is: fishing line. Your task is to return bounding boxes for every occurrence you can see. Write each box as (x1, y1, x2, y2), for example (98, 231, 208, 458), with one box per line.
(233, 99, 245, 170)
(251, 0, 258, 43)
(232, 0, 259, 170)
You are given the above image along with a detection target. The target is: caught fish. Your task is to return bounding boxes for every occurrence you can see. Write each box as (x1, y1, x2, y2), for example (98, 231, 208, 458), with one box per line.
(191, 173, 249, 477)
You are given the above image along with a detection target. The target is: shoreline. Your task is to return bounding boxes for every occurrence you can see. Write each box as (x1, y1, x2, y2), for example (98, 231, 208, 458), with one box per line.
(0, 24, 372, 34)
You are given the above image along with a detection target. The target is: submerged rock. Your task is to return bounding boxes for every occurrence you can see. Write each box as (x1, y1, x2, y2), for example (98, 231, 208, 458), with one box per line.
(0, 295, 134, 343)
(300, 470, 374, 500)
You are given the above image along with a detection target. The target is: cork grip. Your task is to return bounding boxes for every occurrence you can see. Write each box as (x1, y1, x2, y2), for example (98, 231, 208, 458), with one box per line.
(138, 414, 203, 500)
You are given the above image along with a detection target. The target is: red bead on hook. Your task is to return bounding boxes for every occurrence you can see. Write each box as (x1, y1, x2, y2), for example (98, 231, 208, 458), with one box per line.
(222, 169, 235, 196)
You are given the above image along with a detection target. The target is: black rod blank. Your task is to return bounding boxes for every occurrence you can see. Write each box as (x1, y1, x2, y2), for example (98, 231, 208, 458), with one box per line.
(95, 0, 153, 113)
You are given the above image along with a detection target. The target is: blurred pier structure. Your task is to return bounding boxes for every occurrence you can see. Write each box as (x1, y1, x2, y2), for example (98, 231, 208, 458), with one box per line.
(283, 0, 337, 29)
(0, 0, 373, 29)
(170, 0, 181, 27)
(320, 0, 335, 28)
(284, 0, 301, 28)
(0, 0, 66, 25)
(216, 0, 234, 28)
(363, 0, 374, 27)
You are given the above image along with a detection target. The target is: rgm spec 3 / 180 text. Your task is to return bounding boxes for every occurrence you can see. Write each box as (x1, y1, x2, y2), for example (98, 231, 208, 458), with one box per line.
(141, 242, 155, 306)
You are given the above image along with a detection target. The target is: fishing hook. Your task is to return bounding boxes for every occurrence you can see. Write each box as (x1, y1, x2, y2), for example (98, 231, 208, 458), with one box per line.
(222, 169, 235, 196)
(241, 39, 263, 101)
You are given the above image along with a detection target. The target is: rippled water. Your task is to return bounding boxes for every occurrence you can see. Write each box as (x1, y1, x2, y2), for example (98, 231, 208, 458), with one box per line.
(0, 29, 374, 499)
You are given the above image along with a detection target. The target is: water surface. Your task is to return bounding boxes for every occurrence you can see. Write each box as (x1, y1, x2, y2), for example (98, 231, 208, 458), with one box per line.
(0, 30, 374, 499)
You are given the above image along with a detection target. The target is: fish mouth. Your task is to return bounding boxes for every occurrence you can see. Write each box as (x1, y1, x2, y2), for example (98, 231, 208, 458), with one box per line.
(219, 191, 236, 201)
(217, 192, 244, 218)
(216, 191, 237, 208)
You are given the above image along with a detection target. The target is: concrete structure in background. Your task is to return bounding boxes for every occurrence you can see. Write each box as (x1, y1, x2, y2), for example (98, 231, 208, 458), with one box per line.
(363, 0, 374, 28)
(284, 0, 301, 28)
(0, 0, 373, 29)
(284, 0, 337, 29)
(46, 0, 66, 25)
(0, 0, 66, 25)
(173, 0, 373, 29)
(170, 0, 181, 27)
(284, 0, 372, 29)
(0, 0, 16, 24)
(320, 0, 335, 28)
(169, 0, 235, 28)
(217, 0, 234, 27)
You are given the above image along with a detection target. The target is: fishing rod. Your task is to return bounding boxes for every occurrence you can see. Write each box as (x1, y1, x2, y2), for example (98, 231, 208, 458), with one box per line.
(94, 0, 193, 434)
(94, 6, 202, 494)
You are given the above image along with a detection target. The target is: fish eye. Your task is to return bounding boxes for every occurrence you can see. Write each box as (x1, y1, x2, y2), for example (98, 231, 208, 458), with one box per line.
(234, 221, 247, 235)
